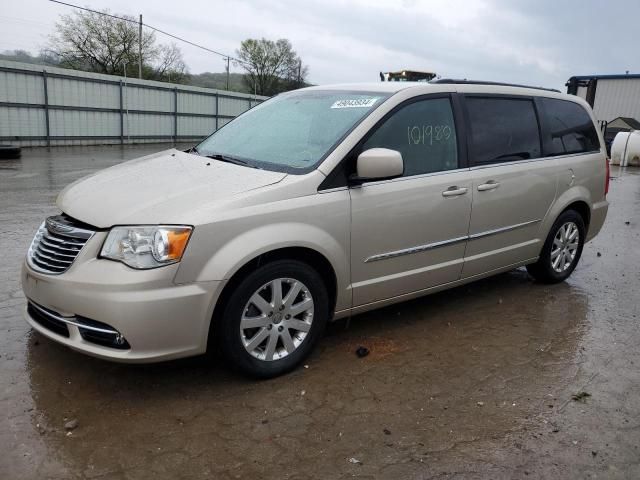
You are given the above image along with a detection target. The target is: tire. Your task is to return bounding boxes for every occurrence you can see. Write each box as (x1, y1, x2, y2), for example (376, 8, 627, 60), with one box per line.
(0, 145, 21, 159)
(218, 260, 329, 378)
(526, 210, 586, 284)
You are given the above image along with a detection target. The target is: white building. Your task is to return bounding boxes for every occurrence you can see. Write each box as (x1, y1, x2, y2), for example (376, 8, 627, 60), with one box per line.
(566, 74, 640, 125)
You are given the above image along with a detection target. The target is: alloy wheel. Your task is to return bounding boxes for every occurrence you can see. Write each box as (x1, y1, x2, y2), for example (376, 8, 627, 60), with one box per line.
(240, 278, 314, 361)
(551, 221, 580, 273)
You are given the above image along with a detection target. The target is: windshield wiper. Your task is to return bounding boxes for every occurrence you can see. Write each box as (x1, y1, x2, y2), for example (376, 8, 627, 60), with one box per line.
(183, 146, 200, 154)
(204, 153, 249, 167)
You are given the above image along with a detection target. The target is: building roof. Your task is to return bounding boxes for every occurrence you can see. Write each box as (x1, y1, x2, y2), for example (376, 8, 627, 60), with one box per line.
(567, 73, 640, 83)
(611, 117, 640, 129)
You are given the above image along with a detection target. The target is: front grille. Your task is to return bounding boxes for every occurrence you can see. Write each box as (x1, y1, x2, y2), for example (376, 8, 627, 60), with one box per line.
(28, 214, 95, 274)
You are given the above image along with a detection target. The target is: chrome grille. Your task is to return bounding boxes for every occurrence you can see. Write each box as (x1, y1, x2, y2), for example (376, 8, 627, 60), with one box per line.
(28, 214, 95, 274)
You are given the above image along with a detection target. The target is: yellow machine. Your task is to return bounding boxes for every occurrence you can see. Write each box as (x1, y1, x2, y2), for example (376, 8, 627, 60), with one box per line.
(380, 70, 437, 82)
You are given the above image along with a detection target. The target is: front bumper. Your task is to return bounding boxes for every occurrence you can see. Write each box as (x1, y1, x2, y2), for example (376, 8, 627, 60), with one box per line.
(21, 253, 223, 363)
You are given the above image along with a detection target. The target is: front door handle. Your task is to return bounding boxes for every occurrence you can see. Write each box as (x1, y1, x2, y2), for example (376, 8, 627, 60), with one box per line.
(477, 181, 500, 191)
(442, 186, 468, 197)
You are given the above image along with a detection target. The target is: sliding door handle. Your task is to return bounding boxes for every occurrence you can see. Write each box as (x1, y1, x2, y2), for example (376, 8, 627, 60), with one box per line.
(442, 186, 468, 197)
(477, 181, 500, 191)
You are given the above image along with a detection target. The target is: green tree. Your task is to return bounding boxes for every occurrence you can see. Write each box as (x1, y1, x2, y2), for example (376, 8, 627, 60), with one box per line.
(48, 9, 188, 83)
(235, 38, 308, 96)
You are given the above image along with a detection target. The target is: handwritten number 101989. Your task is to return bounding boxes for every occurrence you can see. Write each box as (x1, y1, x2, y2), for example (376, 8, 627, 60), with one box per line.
(407, 125, 453, 145)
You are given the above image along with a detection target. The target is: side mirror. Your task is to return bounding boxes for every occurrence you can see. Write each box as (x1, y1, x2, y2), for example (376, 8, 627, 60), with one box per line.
(350, 148, 404, 184)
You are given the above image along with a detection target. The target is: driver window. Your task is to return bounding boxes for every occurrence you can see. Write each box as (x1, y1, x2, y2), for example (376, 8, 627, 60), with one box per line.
(361, 98, 458, 176)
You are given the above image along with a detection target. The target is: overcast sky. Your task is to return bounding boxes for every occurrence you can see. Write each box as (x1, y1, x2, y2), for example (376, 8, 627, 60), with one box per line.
(2, 0, 639, 91)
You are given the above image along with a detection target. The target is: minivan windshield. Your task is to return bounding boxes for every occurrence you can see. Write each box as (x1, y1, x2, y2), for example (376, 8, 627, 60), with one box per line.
(195, 90, 391, 173)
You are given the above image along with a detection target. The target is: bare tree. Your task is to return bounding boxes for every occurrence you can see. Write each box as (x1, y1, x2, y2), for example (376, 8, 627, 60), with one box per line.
(283, 59, 309, 90)
(146, 43, 188, 83)
(235, 38, 307, 96)
(48, 9, 187, 82)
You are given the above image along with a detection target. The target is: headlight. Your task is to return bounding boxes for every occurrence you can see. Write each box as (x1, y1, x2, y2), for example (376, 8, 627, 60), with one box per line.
(100, 226, 193, 269)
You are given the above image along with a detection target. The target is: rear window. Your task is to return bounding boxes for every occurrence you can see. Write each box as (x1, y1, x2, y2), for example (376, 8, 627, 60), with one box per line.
(466, 97, 541, 164)
(540, 98, 600, 156)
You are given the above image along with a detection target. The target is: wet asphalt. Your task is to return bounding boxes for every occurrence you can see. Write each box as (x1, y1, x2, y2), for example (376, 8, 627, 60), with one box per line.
(1, 145, 639, 479)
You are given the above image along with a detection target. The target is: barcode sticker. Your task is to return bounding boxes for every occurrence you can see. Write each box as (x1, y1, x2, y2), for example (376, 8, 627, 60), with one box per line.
(331, 98, 378, 109)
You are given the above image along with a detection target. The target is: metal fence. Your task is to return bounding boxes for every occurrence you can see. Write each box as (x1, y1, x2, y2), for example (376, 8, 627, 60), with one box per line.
(0, 60, 267, 147)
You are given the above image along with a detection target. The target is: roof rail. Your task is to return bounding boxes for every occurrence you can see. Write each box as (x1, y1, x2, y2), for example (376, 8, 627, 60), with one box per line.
(431, 78, 561, 93)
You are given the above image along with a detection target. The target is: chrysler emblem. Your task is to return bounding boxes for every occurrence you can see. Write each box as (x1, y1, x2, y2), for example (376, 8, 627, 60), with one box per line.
(46, 218, 74, 234)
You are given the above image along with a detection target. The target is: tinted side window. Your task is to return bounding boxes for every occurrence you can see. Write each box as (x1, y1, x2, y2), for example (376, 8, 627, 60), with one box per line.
(361, 98, 458, 176)
(466, 97, 541, 164)
(540, 98, 600, 155)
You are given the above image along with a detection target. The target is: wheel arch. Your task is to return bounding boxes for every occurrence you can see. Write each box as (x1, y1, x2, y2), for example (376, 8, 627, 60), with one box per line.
(541, 187, 592, 242)
(207, 246, 339, 349)
(561, 200, 591, 229)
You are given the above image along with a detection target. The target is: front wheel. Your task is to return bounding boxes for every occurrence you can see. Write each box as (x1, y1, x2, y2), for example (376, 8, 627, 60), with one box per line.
(526, 210, 586, 284)
(218, 260, 329, 378)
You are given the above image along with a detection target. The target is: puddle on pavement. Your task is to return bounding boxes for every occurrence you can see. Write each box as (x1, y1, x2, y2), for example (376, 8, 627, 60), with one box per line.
(2, 147, 639, 478)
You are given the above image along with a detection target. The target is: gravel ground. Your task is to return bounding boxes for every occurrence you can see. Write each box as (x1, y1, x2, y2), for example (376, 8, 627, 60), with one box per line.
(1, 144, 639, 479)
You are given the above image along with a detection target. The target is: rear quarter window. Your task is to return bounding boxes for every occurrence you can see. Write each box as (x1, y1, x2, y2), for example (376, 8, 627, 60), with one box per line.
(540, 98, 600, 156)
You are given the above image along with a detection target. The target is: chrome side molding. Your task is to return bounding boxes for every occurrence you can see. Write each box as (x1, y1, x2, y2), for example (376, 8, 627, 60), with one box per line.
(365, 236, 468, 263)
(468, 219, 541, 240)
(365, 219, 541, 263)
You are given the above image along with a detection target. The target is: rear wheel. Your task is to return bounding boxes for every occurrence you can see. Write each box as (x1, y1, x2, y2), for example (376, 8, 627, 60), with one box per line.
(218, 260, 328, 378)
(526, 210, 585, 284)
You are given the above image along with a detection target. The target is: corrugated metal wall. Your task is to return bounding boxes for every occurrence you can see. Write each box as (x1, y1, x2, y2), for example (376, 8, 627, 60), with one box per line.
(592, 78, 640, 123)
(576, 86, 588, 100)
(0, 60, 267, 147)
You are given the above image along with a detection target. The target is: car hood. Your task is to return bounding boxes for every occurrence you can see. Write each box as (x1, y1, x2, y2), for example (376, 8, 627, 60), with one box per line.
(58, 149, 287, 228)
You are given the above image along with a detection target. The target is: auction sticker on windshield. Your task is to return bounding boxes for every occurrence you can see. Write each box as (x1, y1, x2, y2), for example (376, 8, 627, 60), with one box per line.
(331, 98, 378, 109)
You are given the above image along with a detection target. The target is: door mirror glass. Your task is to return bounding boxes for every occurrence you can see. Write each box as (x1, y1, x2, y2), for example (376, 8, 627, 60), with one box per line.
(354, 148, 404, 182)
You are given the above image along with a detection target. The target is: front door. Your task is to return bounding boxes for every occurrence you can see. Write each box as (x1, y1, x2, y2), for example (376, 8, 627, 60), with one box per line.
(349, 95, 472, 306)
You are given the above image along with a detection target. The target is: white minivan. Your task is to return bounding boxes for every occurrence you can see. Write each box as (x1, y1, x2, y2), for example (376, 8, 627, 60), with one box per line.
(22, 80, 609, 377)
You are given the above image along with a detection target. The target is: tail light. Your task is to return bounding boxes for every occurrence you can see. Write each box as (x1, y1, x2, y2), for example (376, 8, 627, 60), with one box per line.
(605, 157, 610, 196)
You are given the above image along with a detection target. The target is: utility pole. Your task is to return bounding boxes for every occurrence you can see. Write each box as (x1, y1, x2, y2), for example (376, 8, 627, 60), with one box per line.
(123, 61, 130, 143)
(138, 14, 143, 79)
(297, 59, 302, 88)
(225, 57, 230, 90)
